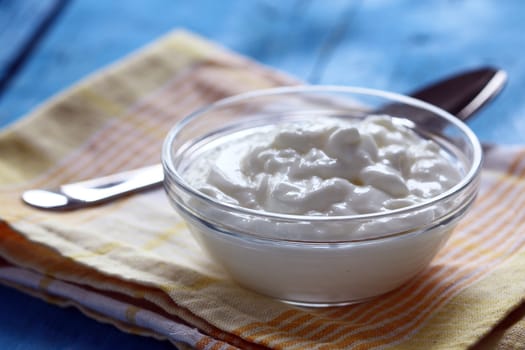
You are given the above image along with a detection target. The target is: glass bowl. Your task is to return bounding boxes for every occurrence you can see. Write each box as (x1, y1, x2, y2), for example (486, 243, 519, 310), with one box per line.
(162, 86, 482, 306)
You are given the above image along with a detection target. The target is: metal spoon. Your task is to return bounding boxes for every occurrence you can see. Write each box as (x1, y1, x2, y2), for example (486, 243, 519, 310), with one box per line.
(21, 67, 507, 211)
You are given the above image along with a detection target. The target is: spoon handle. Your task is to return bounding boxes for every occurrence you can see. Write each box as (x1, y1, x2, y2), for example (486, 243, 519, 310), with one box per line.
(21, 67, 507, 211)
(22, 164, 163, 210)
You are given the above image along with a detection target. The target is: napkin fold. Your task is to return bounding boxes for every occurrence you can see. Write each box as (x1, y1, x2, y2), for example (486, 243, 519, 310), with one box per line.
(1, 30, 525, 350)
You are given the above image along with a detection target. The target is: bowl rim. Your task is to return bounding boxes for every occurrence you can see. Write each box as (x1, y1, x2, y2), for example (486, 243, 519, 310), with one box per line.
(162, 85, 483, 223)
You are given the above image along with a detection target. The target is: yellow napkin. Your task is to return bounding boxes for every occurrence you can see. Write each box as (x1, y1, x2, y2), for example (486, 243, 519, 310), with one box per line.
(1, 30, 525, 350)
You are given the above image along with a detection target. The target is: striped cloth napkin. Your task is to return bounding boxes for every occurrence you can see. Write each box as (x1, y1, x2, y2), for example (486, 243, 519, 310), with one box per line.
(1, 30, 525, 350)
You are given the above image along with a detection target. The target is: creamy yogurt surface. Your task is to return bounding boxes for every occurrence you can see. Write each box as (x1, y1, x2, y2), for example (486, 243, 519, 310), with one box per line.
(185, 115, 462, 219)
(172, 114, 470, 302)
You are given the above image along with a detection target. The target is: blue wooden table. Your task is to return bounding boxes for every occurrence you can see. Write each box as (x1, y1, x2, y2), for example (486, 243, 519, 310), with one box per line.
(1, 1, 524, 348)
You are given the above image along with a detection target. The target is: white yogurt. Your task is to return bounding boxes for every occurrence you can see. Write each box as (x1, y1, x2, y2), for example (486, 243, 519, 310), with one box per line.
(184, 115, 462, 241)
(164, 90, 480, 305)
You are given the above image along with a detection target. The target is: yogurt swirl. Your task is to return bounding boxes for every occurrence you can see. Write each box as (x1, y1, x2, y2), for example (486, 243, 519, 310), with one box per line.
(192, 116, 462, 218)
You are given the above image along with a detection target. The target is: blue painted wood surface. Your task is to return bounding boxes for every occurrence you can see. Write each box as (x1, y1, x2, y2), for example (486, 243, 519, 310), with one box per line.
(0, 0, 67, 94)
(0, 1, 524, 349)
(0, 284, 174, 349)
